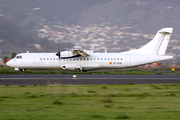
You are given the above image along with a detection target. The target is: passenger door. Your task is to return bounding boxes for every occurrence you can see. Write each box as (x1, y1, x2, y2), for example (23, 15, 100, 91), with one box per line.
(125, 54, 130, 67)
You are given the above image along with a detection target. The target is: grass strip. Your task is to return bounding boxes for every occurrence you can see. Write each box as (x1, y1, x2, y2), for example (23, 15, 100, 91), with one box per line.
(0, 84, 180, 119)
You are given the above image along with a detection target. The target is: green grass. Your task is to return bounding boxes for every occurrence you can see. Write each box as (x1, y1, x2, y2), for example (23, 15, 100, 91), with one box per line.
(0, 84, 180, 119)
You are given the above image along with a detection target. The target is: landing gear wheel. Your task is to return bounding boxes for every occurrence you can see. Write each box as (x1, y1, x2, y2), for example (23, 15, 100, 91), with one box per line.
(19, 69, 24, 72)
(76, 68, 81, 72)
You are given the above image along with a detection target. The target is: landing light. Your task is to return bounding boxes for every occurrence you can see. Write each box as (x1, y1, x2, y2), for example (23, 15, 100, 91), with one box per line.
(73, 75, 77, 78)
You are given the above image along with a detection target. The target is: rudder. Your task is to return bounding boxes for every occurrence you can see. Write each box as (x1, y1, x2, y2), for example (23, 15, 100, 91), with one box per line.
(157, 28, 173, 55)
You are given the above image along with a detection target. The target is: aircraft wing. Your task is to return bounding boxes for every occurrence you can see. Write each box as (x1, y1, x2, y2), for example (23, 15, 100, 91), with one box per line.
(72, 50, 89, 57)
(61, 49, 91, 59)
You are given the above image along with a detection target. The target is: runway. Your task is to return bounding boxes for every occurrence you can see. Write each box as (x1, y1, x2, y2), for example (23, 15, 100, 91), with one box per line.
(0, 74, 180, 85)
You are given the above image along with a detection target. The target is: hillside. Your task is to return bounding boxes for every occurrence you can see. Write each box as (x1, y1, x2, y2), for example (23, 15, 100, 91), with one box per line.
(0, 0, 180, 57)
(1, 0, 180, 32)
(0, 16, 61, 55)
(79, 0, 180, 33)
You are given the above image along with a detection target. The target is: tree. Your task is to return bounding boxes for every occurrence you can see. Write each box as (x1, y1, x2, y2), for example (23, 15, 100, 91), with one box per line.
(3, 56, 8, 63)
(11, 52, 17, 58)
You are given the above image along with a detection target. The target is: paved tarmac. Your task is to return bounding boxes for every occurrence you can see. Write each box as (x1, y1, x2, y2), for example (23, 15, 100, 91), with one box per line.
(0, 74, 180, 85)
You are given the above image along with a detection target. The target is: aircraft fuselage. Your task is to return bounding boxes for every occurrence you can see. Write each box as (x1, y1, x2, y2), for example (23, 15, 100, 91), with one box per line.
(7, 52, 172, 71)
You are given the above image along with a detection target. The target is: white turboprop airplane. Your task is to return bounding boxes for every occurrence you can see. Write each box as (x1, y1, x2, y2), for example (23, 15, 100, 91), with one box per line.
(7, 28, 173, 72)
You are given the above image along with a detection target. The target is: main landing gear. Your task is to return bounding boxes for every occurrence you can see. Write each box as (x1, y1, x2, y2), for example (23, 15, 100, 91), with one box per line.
(15, 68, 26, 72)
(75, 68, 86, 72)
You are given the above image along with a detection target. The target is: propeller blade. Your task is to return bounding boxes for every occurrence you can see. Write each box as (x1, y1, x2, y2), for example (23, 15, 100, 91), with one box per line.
(56, 43, 61, 60)
(58, 43, 60, 52)
(63, 43, 65, 51)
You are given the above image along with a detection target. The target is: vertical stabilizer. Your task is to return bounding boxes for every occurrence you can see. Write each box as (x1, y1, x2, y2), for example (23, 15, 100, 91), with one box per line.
(133, 28, 173, 55)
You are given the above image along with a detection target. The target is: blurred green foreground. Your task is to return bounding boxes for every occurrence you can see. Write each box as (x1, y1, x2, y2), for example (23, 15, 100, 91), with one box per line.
(0, 84, 180, 120)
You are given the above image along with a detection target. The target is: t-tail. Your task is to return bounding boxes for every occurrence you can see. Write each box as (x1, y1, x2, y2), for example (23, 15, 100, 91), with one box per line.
(125, 28, 173, 55)
(138, 28, 173, 55)
(123, 28, 173, 63)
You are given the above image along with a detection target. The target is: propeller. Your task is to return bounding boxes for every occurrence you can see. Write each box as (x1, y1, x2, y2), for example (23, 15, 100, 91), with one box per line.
(56, 43, 61, 60)
(63, 43, 65, 51)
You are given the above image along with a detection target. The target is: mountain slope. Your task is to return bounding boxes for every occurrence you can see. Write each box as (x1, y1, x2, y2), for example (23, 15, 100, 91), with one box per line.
(1, 0, 180, 32)
(79, 0, 180, 33)
(0, 0, 180, 56)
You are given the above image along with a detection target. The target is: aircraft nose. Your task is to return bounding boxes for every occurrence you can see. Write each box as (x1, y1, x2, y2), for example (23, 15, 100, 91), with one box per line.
(6, 60, 11, 67)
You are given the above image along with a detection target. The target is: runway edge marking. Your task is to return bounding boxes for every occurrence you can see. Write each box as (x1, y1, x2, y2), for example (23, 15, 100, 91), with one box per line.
(0, 78, 180, 80)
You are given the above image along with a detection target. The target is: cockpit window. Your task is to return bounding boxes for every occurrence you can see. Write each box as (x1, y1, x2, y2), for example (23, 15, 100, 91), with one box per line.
(15, 55, 22, 59)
